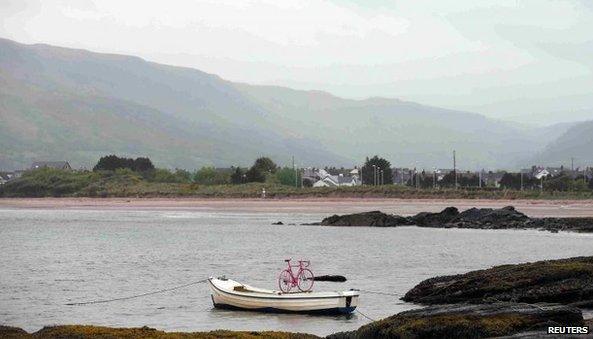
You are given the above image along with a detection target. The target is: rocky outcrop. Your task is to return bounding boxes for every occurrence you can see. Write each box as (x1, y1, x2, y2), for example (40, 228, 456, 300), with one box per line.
(327, 302, 584, 339)
(320, 211, 410, 227)
(409, 206, 460, 226)
(402, 256, 593, 306)
(318, 206, 593, 233)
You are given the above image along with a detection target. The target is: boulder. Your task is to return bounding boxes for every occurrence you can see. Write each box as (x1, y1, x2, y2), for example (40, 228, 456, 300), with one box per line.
(327, 302, 584, 339)
(453, 206, 530, 227)
(402, 256, 593, 305)
(409, 207, 459, 226)
(320, 211, 409, 227)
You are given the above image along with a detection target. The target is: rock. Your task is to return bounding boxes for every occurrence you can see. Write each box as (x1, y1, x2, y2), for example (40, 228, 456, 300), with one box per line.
(0, 325, 31, 339)
(320, 211, 409, 227)
(316, 206, 593, 233)
(271, 221, 284, 225)
(402, 256, 593, 306)
(528, 217, 593, 233)
(409, 207, 459, 226)
(313, 275, 347, 282)
(327, 302, 584, 339)
(453, 206, 530, 227)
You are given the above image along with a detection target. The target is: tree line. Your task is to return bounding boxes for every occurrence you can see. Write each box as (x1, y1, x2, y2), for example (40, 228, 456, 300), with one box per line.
(92, 155, 300, 185)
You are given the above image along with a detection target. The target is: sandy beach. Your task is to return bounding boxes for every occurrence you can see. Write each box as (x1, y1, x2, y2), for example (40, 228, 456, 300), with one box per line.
(2, 197, 593, 217)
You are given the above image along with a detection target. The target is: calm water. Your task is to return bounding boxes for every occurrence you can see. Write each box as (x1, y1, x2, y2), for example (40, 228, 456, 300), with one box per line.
(1, 208, 593, 336)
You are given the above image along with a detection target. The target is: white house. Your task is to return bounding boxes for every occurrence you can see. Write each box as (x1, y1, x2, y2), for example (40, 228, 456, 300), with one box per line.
(534, 169, 550, 180)
(313, 169, 359, 187)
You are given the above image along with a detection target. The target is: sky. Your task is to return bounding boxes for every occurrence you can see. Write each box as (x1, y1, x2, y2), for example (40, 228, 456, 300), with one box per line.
(1, 0, 592, 125)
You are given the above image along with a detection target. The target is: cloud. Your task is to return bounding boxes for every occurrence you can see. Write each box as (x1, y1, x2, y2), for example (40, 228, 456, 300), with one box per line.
(1, 0, 592, 124)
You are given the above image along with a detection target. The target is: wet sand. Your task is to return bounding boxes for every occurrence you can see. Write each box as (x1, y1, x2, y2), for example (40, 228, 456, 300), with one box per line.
(2, 197, 593, 217)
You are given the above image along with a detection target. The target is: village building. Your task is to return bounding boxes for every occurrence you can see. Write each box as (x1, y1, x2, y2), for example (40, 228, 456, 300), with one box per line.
(30, 161, 72, 170)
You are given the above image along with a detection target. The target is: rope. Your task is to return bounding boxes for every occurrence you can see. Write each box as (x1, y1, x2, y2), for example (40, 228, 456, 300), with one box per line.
(355, 308, 376, 322)
(358, 289, 399, 297)
(65, 278, 209, 306)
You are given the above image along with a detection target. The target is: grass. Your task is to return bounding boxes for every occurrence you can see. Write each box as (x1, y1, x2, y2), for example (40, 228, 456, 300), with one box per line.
(3, 168, 593, 199)
(0, 325, 318, 339)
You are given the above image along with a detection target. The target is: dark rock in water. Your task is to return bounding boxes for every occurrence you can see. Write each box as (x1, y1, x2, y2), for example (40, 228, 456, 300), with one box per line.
(528, 217, 593, 233)
(453, 206, 529, 226)
(320, 211, 409, 227)
(327, 302, 584, 339)
(315, 206, 593, 233)
(313, 275, 347, 282)
(271, 221, 284, 225)
(409, 206, 459, 226)
(402, 256, 593, 306)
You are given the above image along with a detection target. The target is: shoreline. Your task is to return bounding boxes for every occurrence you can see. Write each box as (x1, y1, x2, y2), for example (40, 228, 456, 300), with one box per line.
(2, 197, 593, 217)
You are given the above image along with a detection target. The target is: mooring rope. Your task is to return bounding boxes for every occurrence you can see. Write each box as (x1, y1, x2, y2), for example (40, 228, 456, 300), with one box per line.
(358, 289, 399, 297)
(355, 308, 376, 322)
(65, 278, 209, 306)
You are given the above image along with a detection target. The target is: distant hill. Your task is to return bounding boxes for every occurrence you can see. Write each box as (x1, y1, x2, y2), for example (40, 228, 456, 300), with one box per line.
(0, 37, 563, 170)
(529, 120, 593, 168)
(0, 37, 346, 170)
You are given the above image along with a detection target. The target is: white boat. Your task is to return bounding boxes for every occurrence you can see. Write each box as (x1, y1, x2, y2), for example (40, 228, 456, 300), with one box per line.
(208, 276, 359, 314)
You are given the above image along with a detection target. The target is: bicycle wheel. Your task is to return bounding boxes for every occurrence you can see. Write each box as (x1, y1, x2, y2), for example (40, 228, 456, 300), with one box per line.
(297, 268, 314, 292)
(278, 270, 293, 293)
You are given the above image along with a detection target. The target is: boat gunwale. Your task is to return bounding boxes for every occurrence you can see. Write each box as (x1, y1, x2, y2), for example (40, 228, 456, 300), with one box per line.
(208, 278, 359, 301)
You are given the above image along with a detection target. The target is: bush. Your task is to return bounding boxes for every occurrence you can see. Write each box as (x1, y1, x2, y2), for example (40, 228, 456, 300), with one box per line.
(194, 167, 230, 185)
(2, 168, 97, 197)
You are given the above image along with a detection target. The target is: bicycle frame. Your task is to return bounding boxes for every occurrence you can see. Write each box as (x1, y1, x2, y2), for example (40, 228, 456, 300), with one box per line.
(278, 259, 314, 292)
(284, 260, 309, 285)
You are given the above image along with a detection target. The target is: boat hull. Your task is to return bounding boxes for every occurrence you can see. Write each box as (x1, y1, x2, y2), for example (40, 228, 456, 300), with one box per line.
(208, 277, 358, 315)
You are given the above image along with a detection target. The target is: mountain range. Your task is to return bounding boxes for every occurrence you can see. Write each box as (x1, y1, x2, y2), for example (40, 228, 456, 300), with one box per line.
(0, 37, 589, 171)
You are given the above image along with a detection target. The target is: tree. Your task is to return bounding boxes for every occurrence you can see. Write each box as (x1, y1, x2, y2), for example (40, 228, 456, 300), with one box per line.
(93, 155, 154, 172)
(275, 167, 298, 186)
(361, 156, 393, 185)
(194, 167, 230, 185)
(133, 157, 155, 172)
(252, 157, 277, 174)
(246, 157, 277, 182)
(302, 178, 313, 187)
(230, 167, 246, 185)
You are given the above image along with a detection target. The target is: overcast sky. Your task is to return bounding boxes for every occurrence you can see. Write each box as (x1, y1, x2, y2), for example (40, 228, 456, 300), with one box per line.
(1, 0, 592, 125)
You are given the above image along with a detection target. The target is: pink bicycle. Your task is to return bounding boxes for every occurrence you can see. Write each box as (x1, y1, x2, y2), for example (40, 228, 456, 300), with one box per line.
(278, 259, 314, 292)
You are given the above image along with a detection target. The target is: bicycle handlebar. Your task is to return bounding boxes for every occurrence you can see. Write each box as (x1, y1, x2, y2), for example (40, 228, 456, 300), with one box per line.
(284, 259, 310, 267)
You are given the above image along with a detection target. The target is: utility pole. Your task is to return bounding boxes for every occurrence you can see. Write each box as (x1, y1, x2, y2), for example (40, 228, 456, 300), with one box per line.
(453, 150, 457, 189)
(372, 165, 377, 186)
(479, 170, 482, 188)
(360, 165, 363, 185)
(380, 170, 384, 185)
(292, 156, 297, 188)
(433, 167, 436, 189)
(520, 171, 524, 191)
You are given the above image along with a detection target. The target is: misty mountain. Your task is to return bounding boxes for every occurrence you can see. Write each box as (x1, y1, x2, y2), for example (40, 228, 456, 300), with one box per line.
(0, 38, 566, 170)
(529, 120, 593, 168)
(0, 37, 345, 170)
